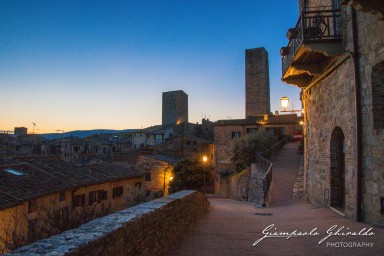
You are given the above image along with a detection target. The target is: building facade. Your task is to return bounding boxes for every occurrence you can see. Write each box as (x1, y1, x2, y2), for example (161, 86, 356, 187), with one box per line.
(0, 157, 143, 253)
(281, 0, 384, 225)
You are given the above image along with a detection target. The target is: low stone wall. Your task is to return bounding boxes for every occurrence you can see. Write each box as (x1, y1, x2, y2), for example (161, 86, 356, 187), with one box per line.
(229, 168, 250, 201)
(227, 164, 266, 207)
(247, 163, 265, 207)
(7, 190, 209, 256)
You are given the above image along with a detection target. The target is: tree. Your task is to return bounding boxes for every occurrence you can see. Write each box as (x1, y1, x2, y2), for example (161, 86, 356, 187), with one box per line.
(168, 155, 214, 193)
(230, 131, 278, 171)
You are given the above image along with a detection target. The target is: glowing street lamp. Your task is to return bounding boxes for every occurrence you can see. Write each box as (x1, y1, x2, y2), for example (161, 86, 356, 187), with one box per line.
(202, 155, 208, 186)
(280, 96, 304, 114)
(280, 96, 290, 111)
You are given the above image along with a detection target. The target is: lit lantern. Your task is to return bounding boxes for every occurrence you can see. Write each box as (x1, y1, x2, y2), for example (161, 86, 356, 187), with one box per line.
(280, 96, 290, 111)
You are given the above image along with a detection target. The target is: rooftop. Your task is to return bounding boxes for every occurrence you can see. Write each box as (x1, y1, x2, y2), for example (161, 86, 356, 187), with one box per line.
(0, 156, 143, 210)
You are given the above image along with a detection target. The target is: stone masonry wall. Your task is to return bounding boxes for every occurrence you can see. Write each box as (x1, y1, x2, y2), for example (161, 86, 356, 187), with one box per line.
(303, 57, 358, 219)
(229, 168, 250, 201)
(247, 163, 265, 207)
(245, 48, 270, 118)
(355, 10, 384, 225)
(227, 164, 267, 207)
(7, 190, 209, 256)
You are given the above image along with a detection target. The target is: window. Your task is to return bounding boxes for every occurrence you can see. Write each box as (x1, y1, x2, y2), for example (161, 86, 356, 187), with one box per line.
(145, 171, 151, 181)
(89, 191, 97, 205)
(246, 128, 257, 134)
(135, 182, 142, 189)
(103, 147, 106, 154)
(73, 194, 85, 208)
(28, 199, 38, 213)
(112, 186, 124, 199)
(231, 131, 241, 139)
(98, 190, 108, 202)
(59, 191, 66, 202)
(372, 60, 384, 129)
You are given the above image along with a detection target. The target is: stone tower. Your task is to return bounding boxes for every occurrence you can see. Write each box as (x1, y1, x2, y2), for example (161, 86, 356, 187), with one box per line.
(245, 48, 270, 118)
(162, 90, 188, 126)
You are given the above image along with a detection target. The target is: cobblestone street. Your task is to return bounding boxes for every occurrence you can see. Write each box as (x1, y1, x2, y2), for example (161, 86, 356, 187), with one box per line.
(170, 143, 384, 256)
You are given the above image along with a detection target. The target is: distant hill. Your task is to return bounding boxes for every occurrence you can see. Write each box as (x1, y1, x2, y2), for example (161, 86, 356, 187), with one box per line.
(40, 129, 136, 140)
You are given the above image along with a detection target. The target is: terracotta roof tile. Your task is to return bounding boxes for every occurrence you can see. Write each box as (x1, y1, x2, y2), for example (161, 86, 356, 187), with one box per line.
(0, 156, 142, 210)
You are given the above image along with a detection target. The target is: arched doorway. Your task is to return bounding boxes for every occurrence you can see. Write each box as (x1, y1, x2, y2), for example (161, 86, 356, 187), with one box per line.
(330, 126, 345, 210)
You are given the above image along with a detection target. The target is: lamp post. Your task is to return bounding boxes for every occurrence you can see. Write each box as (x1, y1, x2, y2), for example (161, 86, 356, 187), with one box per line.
(202, 155, 208, 186)
(280, 96, 304, 114)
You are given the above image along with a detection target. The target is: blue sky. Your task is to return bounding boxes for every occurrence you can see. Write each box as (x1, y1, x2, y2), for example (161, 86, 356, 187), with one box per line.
(0, 0, 300, 132)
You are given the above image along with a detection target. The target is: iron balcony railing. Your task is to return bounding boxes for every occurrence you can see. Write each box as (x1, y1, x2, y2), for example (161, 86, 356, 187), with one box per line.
(282, 8, 342, 76)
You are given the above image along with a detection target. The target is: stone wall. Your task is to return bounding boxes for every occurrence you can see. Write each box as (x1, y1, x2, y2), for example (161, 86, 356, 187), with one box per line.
(229, 168, 250, 201)
(7, 190, 209, 256)
(247, 163, 266, 207)
(354, 10, 384, 225)
(303, 57, 358, 218)
(302, 6, 384, 225)
(226, 164, 266, 207)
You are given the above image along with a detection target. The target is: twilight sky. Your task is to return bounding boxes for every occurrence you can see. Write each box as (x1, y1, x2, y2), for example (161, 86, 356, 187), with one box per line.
(0, 0, 300, 133)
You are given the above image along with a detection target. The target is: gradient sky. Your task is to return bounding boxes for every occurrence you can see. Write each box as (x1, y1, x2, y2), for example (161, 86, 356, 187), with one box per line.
(0, 0, 300, 133)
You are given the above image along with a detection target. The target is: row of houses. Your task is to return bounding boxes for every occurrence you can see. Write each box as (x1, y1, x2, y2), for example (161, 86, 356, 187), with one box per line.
(0, 153, 182, 253)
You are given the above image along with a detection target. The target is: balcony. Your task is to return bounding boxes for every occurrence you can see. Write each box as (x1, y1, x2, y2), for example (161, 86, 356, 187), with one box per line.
(281, 8, 342, 88)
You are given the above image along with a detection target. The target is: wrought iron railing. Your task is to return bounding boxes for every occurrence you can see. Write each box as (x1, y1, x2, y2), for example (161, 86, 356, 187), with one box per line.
(261, 137, 288, 160)
(255, 153, 273, 207)
(282, 8, 342, 76)
(257, 137, 288, 207)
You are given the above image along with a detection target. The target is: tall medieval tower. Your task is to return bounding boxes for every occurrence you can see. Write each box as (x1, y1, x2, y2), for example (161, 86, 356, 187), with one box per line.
(162, 90, 188, 126)
(245, 47, 270, 118)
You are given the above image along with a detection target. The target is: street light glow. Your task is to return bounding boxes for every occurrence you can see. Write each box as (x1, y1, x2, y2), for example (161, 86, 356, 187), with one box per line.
(203, 155, 208, 162)
(280, 96, 290, 110)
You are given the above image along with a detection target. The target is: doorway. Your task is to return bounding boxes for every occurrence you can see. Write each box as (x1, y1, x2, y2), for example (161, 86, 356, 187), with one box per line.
(330, 126, 345, 210)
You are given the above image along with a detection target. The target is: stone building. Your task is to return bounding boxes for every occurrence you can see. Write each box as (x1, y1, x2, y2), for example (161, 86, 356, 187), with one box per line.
(162, 90, 188, 126)
(0, 156, 143, 253)
(136, 154, 184, 196)
(281, 0, 384, 225)
(214, 114, 301, 195)
(246, 48, 271, 118)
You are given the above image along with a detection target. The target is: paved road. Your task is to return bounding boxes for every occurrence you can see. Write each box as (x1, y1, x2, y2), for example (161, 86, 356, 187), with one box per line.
(169, 142, 384, 256)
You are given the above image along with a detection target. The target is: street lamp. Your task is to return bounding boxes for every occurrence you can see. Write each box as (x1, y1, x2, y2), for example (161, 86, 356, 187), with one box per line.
(280, 96, 304, 114)
(202, 155, 208, 186)
(280, 96, 289, 111)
